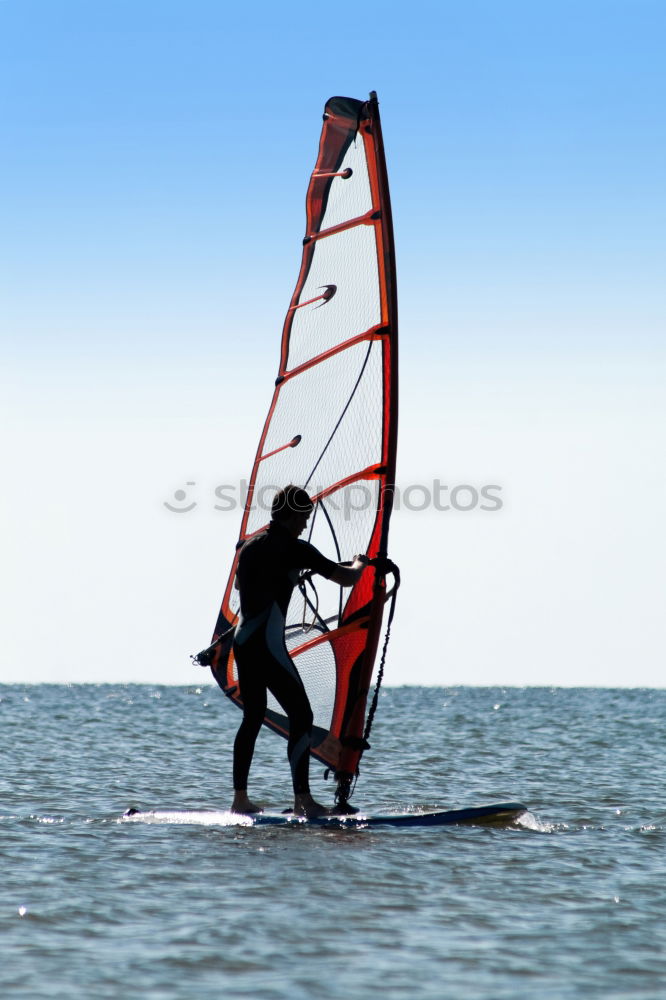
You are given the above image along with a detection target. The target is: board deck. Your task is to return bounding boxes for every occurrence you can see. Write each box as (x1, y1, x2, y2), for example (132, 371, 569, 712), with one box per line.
(121, 802, 528, 828)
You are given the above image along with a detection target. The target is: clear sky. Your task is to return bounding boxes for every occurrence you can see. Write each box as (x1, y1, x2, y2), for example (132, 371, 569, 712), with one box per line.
(3, 0, 664, 686)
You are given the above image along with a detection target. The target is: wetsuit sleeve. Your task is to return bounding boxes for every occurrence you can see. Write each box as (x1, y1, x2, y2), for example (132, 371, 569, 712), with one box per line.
(293, 540, 337, 580)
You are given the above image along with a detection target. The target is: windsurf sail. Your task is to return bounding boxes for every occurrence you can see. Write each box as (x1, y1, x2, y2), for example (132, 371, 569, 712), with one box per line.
(198, 92, 398, 807)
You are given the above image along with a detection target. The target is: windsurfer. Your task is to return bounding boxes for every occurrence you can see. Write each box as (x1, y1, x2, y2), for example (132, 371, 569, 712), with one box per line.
(231, 484, 369, 818)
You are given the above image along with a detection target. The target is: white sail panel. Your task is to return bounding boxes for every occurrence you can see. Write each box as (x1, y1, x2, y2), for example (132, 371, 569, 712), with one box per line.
(317, 138, 373, 230)
(242, 340, 384, 536)
(287, 225, 381, 371)
(268, 641, 337, 729)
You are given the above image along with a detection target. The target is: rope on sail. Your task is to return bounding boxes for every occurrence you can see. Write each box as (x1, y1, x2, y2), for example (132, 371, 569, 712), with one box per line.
(363, 558, 401, 746)
(303, 339, 373, 489)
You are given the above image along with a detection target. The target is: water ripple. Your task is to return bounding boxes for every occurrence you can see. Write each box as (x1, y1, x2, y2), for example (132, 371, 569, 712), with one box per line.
(2, 684, 666, 998)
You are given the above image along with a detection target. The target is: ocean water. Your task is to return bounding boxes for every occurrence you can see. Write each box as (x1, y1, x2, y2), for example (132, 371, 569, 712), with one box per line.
(2, 685, 665, 999)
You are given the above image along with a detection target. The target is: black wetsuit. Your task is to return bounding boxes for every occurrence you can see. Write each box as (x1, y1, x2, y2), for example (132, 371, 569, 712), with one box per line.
(232, 520, 336, 795)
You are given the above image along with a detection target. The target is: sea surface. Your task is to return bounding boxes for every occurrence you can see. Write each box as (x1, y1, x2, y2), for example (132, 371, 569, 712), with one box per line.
(2, 685, 665, 999)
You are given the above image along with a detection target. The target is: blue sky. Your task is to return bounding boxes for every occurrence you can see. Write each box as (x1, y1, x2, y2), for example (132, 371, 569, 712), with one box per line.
(3, 0, 665, 685)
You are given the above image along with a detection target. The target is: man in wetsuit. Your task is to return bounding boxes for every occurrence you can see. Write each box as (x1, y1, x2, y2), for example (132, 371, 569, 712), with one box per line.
(231, 484, 369, 818)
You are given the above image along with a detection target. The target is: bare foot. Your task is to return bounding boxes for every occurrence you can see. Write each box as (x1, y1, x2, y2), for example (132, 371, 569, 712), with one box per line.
(293, 793, 331, 818)
(230, 793, 263, 815)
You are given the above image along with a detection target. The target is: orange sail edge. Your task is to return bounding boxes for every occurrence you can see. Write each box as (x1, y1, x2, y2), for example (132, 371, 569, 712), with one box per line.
(207, 92, 398, 809)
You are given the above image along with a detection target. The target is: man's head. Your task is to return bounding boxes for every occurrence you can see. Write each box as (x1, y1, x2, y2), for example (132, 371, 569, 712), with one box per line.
(271, 485, 313, 537)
